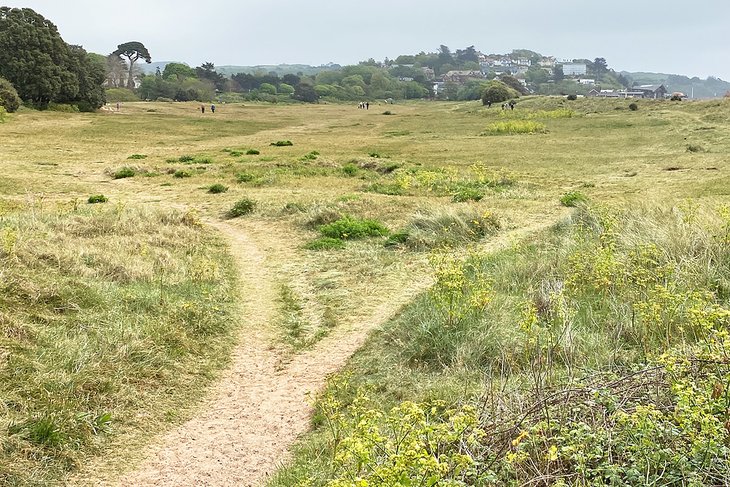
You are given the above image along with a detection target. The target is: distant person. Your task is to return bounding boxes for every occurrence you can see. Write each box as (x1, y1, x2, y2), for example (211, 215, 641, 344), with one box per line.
(366, 102, 369, 110)
(509, 100, 516, 110)
(201, 105, 205, 114)
(211, 104, 216, 113)
(486, 100, 492, 108)
(116, 102, 120, 111)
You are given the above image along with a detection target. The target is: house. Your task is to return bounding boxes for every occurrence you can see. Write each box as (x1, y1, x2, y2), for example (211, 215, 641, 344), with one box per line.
(578, 79, 595, 85)
(563, 63, 587, 76)
(632, 84, 668, 99)
(442, 70, 485, 84)
(421, 67, 435, 80)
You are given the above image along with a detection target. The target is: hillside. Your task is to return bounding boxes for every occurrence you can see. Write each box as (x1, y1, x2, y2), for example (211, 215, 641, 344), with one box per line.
(623, 71, 730, 98)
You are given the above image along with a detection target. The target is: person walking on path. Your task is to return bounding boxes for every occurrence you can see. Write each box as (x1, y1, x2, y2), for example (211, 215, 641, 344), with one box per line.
(201, 105, 205, 114)
(211, 104, 216, 113)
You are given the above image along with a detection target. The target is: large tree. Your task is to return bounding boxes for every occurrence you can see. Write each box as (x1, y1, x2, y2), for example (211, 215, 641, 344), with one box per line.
(112, 41, 151, 89)
(0, 7, 105, 109)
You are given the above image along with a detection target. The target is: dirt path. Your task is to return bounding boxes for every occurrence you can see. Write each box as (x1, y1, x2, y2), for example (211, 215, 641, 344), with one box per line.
(115, 220, 430, 487)
(115, 212, 566, 487)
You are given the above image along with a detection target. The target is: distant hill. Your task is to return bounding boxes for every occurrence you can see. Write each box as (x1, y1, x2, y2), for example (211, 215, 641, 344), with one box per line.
(139, 62, 340, 77)
(623, 72, 730, 99)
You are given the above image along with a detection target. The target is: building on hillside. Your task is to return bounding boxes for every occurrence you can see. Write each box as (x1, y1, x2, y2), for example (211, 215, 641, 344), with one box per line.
(587, 89, 649, 98)
(632, 84, 668, 99)
(421, 67, 435, 80)
(578, 79, 596, 85)
(442, 70, 485, 84)
(563, 63, 587, 76)
(538, 56, 557, 68)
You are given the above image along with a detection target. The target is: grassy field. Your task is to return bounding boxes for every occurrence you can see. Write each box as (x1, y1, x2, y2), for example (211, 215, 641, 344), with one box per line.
(1, 96, 729, 485)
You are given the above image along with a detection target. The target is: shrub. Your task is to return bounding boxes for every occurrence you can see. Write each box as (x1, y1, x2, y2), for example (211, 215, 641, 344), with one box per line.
(566, 94, 578, 101)
(246, 149, 260, 155)
(113, 167, 135, 179)
(482, 120, 547, 135)
(400, 209, 500, 250)
(271, 140, 293, 147)
(300, 151, 319, 161)
(127, 154, 147, 160)
(384, 231, 410, 247)
(304, 237, 346, 251)
(629, 102, 639, 111)
(47, 103, 79, 113)
(104, 88, 139, 102)
(670, 94, 683, 101)
(227, 198, 256, 218)
(560, 190, 588, 207)
(87, 194, 108, 204)
(319, 216, 389, 240)
(686, 144, 706, 153)
(342, 163, 359, 176)
(173, 170, 192, 178)
(236, 172, 256, 183)
(382, 110, 394, 115)
(208, 183, 228, 194)
(0, 106, 6, 123)
(452, 188, 484, 202)
(0, 76, 22, 113)
(177, 155, 195, 163)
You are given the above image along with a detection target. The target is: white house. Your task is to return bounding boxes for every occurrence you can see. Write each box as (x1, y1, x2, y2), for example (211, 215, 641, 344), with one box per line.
(563, 63, 587, 76)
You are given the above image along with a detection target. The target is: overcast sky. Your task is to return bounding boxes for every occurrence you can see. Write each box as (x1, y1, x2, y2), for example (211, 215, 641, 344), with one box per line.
(6, 0, 730, 80)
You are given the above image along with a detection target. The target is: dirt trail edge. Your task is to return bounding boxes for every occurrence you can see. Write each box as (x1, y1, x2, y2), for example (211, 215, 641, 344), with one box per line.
(114, 216, 563, 487)
(114, 220, 428, 487)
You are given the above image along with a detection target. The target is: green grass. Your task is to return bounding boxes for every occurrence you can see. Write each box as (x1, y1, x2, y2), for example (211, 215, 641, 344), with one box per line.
(271, 203, 730, 485)
(0, 204, 237, 485)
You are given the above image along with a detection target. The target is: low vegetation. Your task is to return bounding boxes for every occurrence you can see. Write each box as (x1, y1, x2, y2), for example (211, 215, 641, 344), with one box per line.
(272, 203, 730, 486)
(0, 204, 236, 485)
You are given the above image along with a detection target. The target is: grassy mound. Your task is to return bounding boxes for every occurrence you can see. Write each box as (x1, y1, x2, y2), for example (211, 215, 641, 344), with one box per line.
(0, 204, 237, 485)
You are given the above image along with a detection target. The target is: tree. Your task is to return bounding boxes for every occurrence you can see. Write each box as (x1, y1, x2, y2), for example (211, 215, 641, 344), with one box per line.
(105, 54, 128, 87)
(294, 80, 319, 103)
(593, 57, 608, 77)
(455, 46, 479, 64)
(481, 81, 518, 105)
(553, 64, 564, 82)
(0, 7, 71, 106)
(0, 7, 105, 109)
(163, 62, 195, 81)
(525, 66, 549, 85)
(195, 62, 225, 91)
(0, 76, 21, 112)
(112, 41, 152, 89)
(499, 74, 528, 95)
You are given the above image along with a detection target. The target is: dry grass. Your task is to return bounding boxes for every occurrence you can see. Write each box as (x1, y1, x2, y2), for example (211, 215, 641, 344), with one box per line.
(1, 97, 729, 484)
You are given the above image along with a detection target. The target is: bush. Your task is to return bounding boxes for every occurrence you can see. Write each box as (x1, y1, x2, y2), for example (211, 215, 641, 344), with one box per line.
(670, 94, 683, 101)
(560, 190, 588, 207)
(271, 140, 293, 147)
(47, 103, 79, 113)
(399, 209, 500, 250)
(236, 172, 256, 183)
(341, 163, 359, 176)
(87, 194, 108, 204)
(566, 94, 578, 101)
(104, 88, 139, 103)
(177, 155, 195, 163)
(452, 188, 484, 202)
(629, 102, 639, 111)
(113, 167, 135, 179)
(208, 183, 228, 194)
(0, 76, 22, 113)
(382, 110, 394, 115)
(173, 170, 192, 178)
(227, 198, 256, 218)
(384, 231, 410, 247)
(481, 81, 519, 105)
(127, 154, 147, 160)
(482, 120, 547, 135)
(304, 237, 346, 251)
(319, 216, 389, 240)
(686, 144, 706, 153)
(246, 149, 260, 155)
(0, 106, 6, 123)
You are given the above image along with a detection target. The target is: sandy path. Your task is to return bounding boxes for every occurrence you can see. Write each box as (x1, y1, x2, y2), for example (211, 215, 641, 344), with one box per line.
(115, 211, 566, 487)
(115, 220, 430, 487)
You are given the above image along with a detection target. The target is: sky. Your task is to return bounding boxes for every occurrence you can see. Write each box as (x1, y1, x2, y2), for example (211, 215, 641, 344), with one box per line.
(6, 0, 730, 80)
